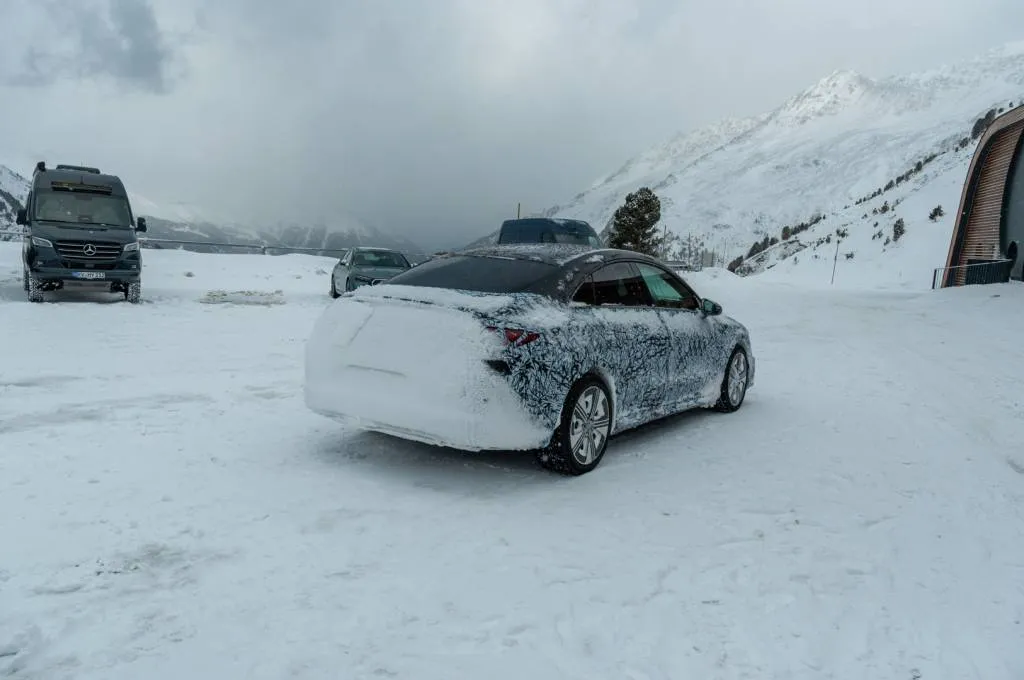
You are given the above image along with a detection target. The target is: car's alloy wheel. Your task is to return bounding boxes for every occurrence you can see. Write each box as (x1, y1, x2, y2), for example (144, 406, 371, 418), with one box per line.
(538, 376, 613, 476)
(715, 346, 748, 412)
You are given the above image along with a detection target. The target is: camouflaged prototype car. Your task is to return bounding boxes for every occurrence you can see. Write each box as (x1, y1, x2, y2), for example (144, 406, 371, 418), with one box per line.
(305, 244, 754, 475)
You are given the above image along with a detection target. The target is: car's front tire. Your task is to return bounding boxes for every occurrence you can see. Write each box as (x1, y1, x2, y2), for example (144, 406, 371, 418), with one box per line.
(329, 278, 340, 298)
(124, 281, 141, 304)
(537, 375, 613, 476)
(715, 345, 749, 412)
(26, 273, 44, 303)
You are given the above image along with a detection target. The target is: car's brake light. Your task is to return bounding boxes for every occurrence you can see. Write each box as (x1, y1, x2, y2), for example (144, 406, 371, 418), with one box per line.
(485, 326, 541, 347)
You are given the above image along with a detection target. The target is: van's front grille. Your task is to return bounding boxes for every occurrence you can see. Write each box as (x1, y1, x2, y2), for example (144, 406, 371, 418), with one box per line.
(55, 240, 122, 266)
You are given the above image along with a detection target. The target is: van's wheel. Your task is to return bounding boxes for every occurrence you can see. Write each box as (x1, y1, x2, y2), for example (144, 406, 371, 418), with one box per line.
(124, 281, 142, 304)
(537, 376, 613, 476)
(714, 346, 749, 412)
(26, 274, 44, 303)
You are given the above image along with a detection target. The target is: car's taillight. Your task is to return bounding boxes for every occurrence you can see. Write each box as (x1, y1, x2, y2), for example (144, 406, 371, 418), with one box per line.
(485, 326, 541, 347)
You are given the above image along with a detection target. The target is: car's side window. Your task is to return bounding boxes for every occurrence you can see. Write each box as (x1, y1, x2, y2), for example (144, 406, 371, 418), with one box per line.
(574, 262, 653, 307)
(634, 262, 700, 310)
(572, 275, 596, 305)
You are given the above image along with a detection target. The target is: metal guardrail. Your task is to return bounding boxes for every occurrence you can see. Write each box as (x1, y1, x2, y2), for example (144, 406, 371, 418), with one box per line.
(664, 260, 704, 271)
(932, 258, 1013, 289)
(137, 237, 350, 256)
(0, 229, 350, 257)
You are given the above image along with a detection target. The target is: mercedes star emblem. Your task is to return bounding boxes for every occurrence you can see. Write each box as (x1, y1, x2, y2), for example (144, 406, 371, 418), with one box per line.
(83, 244, 97, 256)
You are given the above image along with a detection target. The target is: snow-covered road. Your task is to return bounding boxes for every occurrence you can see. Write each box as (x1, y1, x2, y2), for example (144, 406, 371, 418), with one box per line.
(1, 244, 1022, 679)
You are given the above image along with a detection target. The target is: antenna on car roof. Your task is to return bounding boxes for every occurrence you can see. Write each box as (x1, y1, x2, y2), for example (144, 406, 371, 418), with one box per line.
(55, 164, 101, 174)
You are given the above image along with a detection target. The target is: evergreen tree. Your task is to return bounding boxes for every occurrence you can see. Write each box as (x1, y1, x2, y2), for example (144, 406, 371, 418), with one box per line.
(607, 187, 663, 256)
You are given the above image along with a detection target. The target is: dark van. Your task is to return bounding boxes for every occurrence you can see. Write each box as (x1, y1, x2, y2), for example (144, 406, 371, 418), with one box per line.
(16, 161, 147, 303)
(497, 218, 602, 248)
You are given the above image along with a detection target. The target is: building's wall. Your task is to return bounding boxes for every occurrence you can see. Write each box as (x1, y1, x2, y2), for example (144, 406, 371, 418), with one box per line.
(944, 105, 1024, 286)
(1003, 136, 1024, 280)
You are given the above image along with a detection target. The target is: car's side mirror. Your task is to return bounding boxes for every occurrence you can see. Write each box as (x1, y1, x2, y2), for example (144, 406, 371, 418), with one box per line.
(15, 208, 27, 225)
(135, 217, 147, 232)
(701, 298, 723, 316)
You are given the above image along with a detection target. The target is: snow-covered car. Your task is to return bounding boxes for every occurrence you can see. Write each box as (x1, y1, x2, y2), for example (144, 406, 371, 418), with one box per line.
(304, 243, 755, 475)
(330, 246, 411, 297)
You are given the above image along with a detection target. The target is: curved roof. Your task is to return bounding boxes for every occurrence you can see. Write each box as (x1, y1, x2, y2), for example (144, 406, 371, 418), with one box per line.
(943, 104, 1024, 276)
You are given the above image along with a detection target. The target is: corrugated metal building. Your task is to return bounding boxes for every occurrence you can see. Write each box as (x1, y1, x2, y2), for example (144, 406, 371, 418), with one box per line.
(941, 104, 1024, 287)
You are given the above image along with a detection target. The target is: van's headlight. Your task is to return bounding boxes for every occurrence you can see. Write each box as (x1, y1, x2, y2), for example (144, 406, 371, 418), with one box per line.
(31, 236, 53, 248)
(123, 242, 139, 252)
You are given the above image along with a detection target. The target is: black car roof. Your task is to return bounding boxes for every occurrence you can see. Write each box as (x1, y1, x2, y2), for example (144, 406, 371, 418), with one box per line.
(458, 243, 661, 268)
(33, 166, 126, 191)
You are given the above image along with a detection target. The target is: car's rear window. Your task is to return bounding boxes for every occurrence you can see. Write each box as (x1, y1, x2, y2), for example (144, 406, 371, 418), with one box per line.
(386, 255, 557, 293)
(499, 220, 600, 247)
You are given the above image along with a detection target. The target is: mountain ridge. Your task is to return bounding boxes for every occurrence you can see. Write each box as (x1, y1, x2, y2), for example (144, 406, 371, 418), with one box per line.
(512, 40, 1024, 277)
(0, 164, 427, 261)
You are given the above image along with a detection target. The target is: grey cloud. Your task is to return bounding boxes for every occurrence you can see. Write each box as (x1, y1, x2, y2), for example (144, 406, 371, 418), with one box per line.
(3, 0, 1024, 252)
(6, 0, 180, 93)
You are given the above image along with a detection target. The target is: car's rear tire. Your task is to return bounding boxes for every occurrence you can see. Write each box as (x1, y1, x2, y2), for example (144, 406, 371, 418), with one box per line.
(537, 375, 613, 476)
(714, 346, 749, 412)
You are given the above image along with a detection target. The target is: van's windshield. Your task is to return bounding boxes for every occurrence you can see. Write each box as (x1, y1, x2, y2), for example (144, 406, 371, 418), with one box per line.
(33, 190, 133, 228)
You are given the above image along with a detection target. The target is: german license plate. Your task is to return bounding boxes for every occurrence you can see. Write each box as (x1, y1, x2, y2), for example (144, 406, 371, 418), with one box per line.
(71, 271, 106, 280)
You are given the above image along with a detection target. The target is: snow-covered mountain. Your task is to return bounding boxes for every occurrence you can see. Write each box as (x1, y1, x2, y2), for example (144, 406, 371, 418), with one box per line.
(519, 41, 1024, 286)
(0, 164, 27, 230)
(0, 165, 426, 261)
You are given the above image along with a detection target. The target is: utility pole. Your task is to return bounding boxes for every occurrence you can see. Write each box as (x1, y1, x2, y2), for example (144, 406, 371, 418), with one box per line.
(516, 202, 521, 219)
(830, 238, 840, 285)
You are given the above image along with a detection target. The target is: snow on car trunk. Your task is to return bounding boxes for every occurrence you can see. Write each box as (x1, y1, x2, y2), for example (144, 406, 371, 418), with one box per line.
(304, 284, 553, 451)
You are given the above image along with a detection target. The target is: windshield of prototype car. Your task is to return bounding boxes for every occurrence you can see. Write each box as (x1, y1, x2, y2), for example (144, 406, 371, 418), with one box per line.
(352, 250, 410, 268)
(33, 190, 132, 227)
(386, 254, 557, 293)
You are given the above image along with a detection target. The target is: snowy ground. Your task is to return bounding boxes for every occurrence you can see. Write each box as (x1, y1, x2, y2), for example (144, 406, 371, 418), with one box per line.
(1, 243, 1023, 679)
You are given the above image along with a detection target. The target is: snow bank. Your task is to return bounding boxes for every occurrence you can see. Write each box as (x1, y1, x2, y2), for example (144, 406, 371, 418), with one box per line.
(3, 240, 1024, 679)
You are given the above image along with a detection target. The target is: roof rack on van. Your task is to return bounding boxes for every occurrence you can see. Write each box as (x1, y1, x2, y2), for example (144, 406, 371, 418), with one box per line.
(55, 164, 101, 174)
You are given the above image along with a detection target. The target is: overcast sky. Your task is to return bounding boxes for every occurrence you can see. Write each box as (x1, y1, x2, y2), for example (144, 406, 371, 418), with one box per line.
(1, 0, 1023, 249)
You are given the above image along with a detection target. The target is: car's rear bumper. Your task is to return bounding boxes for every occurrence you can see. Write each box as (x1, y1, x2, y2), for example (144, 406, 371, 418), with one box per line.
(304, 367, 552, 452)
